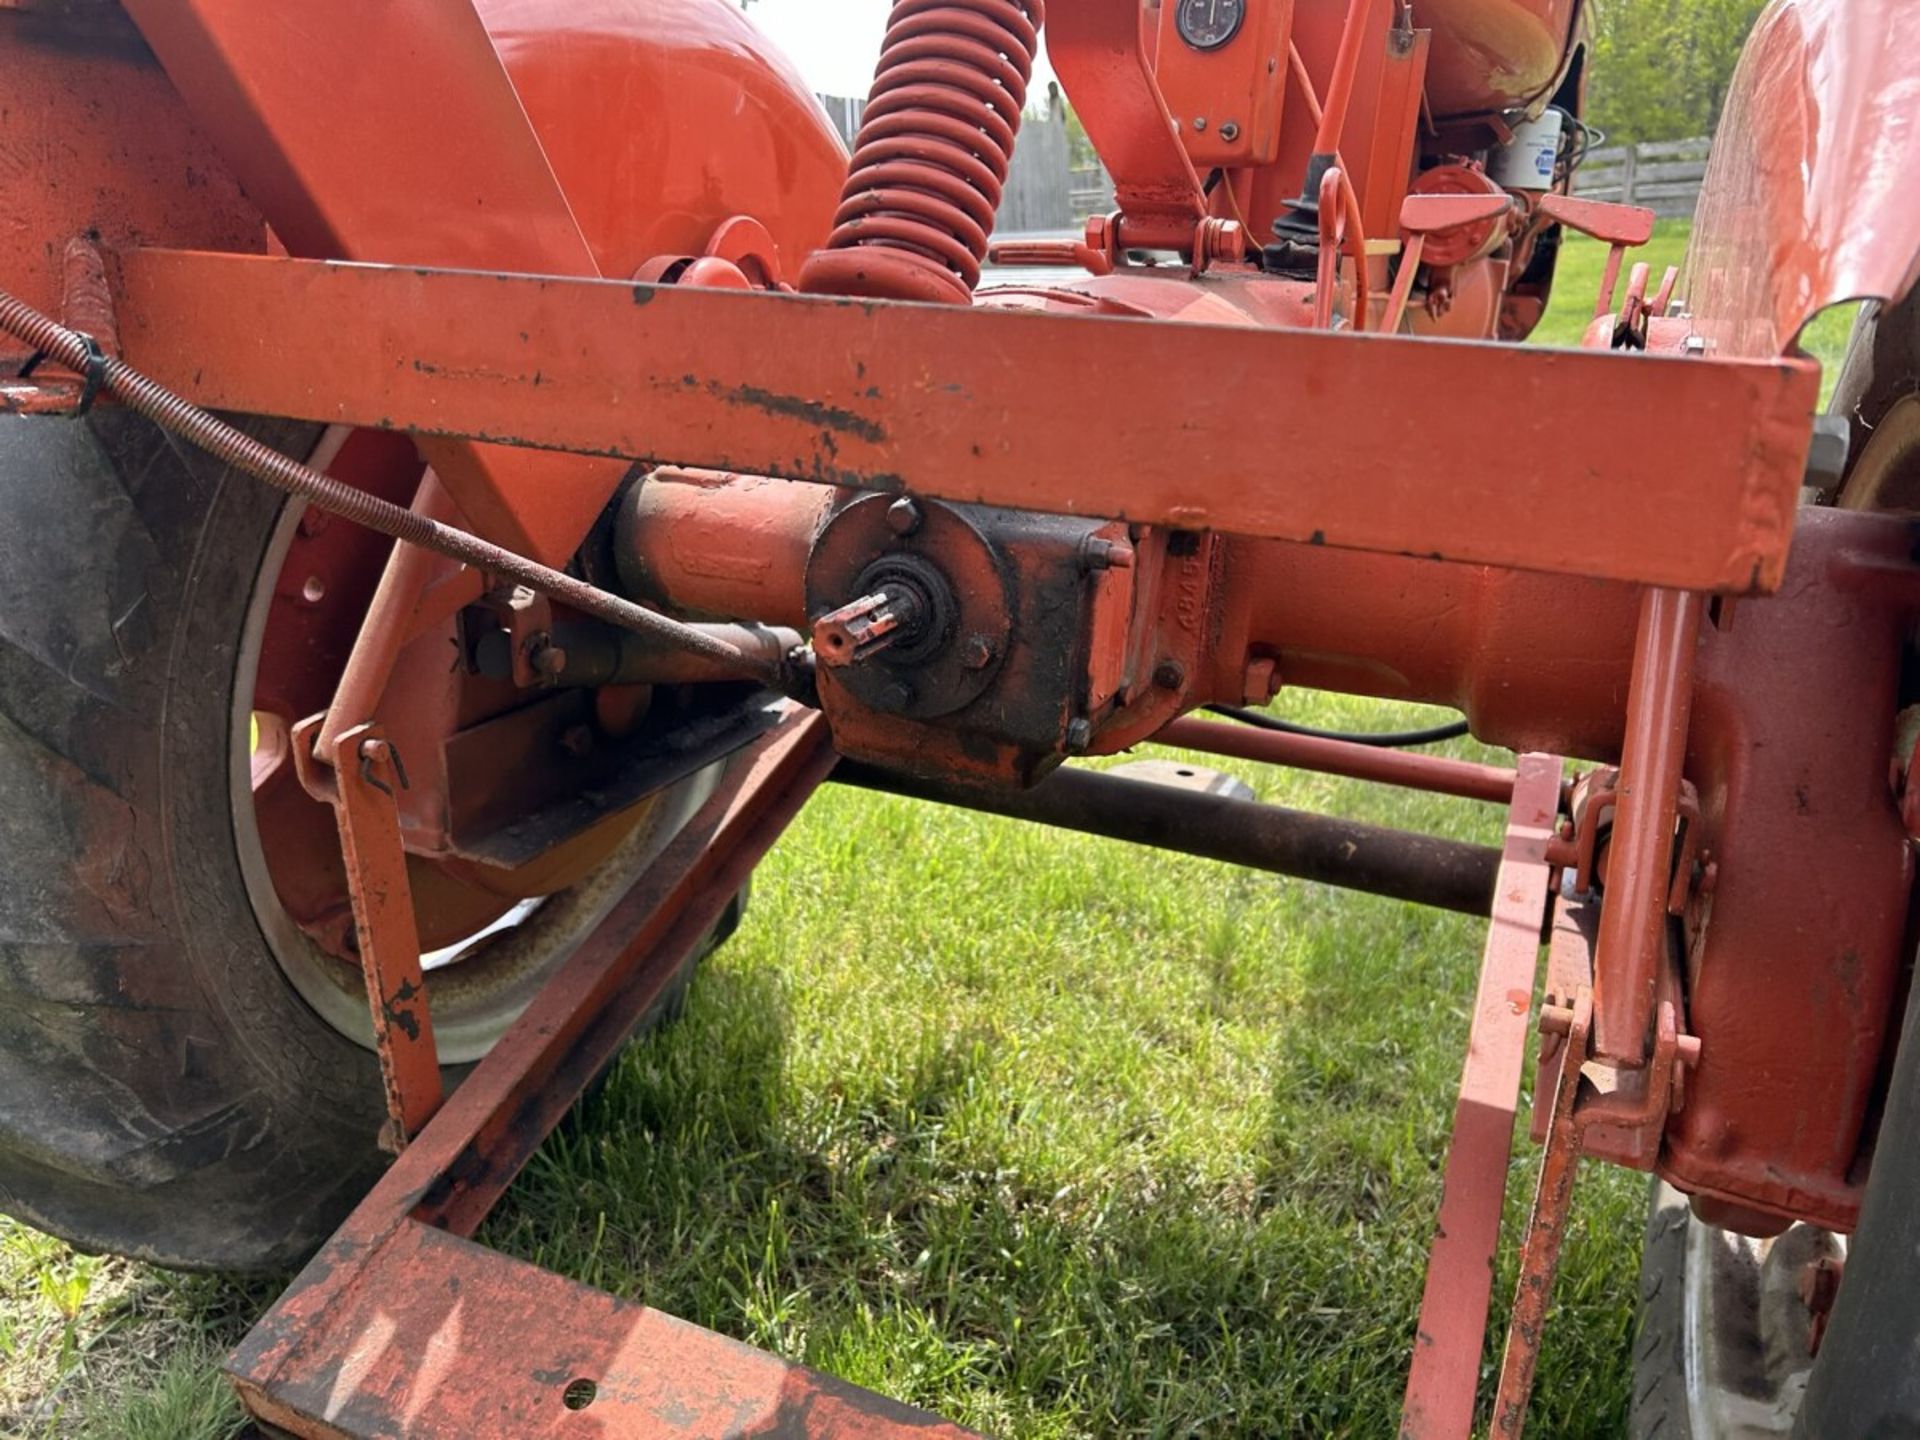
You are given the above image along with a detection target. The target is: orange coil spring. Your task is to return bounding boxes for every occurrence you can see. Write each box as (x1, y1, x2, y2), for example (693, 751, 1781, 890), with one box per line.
(803, 0, 1045, 303)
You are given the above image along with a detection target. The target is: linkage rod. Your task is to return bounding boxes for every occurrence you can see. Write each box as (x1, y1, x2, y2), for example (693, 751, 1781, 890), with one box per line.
(836, 760, 1502, 916)
(0, 287, 776, 684)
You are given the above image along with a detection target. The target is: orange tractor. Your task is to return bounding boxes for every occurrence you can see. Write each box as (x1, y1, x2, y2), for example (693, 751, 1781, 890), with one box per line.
(1, 0, 1917, 1433)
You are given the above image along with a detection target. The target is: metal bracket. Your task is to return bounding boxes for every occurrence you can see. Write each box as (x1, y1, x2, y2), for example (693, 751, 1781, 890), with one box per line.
(300, 715, 444, 1152)
(1400, 752, 1565, 1437)
(1490, 989, 1592, 1436)
(227, 710, 914, 1438)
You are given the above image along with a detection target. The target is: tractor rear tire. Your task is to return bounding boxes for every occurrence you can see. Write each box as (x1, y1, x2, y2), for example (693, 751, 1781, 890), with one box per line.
(0, 410, 712, 1271)
(1629, 1183, 1836, 1439)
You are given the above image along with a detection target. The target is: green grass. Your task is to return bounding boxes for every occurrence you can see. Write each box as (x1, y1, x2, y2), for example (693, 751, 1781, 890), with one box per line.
(0, 1220, 276, 1439)
(3, 214, 1843, 1436)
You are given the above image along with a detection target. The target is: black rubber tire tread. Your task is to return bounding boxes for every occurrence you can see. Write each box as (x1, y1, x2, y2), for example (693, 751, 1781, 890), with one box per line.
(0, 411, 711, 1271)
(0, 409, 399, 1270)
(1630, 1180, 1693, 1440)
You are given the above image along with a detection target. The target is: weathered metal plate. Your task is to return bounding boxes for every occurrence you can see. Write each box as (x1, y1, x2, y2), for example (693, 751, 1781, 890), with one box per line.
(444, 692, 789, 869)
(118, 0, 624, 563)
(1400, 753, 1564, 1438)
(231, 713, 851, 1436)
(115, 248, 1820, 594)
(235, 1219, 981, 1439)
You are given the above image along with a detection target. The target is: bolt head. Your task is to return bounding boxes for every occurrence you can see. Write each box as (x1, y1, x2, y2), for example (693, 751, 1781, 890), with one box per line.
(962, 634, 996, 670)
(1080, 536, 1136, 572)
(1065, 718, 1094, 754)
(877, 680, 914, 712)
(528, 635, 568, 678)
(886, 497, 923, 536)
(1242, 657, 1280, 705)
(1219, 121, 1241, 142)
(1152, 661, 1185, 691)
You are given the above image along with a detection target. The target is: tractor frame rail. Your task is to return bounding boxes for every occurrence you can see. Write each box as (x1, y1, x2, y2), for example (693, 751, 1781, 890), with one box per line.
(107, 247, 1817, 596)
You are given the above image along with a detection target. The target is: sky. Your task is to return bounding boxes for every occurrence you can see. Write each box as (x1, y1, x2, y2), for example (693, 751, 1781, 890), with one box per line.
(744, 0, 1057, 101)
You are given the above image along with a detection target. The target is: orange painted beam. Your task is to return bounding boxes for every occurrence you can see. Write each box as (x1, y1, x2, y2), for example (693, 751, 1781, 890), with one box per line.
(116, 247, 1820, 593)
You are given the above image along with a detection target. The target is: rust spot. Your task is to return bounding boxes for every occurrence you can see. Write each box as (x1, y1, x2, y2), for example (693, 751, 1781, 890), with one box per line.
(383, 978, 423, 1040)
(707, 381, 886, 444)
(384, 1004, 421, 1041)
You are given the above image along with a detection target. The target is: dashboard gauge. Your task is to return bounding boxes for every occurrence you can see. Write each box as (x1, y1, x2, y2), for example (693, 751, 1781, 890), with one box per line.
(1176, 0, 1246, 51)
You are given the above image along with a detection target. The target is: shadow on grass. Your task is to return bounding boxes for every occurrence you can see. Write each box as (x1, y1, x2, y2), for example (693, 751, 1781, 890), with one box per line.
(480, 943, 1636, 1439)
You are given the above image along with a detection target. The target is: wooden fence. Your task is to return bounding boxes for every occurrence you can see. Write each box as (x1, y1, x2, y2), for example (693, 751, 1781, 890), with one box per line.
(1076, 140, 1714, 227)
(816, 103, 1712, 233)
(1068, 165, 1114, 220)
(1573, 137, 1710, 220)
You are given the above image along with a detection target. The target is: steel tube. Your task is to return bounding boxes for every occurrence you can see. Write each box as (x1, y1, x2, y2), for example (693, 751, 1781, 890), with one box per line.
(1313, 0, 1381, 156)
(1591, 587, 1704, 1063)
(529, 621, 805, 688)
(1155, 716, 1518, 804)
(835, 762, 1502, 916)
(615, 467, 830, 627)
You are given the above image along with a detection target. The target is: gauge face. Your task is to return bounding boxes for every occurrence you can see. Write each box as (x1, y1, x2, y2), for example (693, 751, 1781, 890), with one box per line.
(1175, 0, 1246, 51)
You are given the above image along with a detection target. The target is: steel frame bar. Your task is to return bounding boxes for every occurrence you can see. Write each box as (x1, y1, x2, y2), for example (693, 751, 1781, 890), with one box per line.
(1490, 990, 1592, 1438)
(112, 248, 1821, 593)
(834, 759, 1504, 916)
(1532, 895, 1598, 1146)
(1591, 589, 1705, 1063)
(315, 474, 461, 764)
(1400, 753, 1564, 1438)
(230, 711, 916, 1437)
(327, 722, 444, 1149)
(1155, 715, 1521, 804)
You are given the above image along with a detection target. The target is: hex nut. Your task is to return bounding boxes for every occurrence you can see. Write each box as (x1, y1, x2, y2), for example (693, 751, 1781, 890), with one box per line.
(886, 497, 923, 536)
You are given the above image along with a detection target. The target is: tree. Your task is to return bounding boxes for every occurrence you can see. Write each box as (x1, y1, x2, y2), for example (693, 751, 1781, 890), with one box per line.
(1584, 0, 1769, 144)
(1058, 92, 1099, 170)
